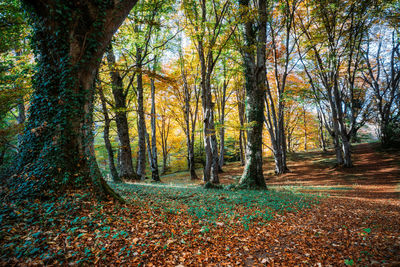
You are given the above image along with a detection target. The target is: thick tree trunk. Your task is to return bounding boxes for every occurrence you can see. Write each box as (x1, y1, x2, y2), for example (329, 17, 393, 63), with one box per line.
(199, 46, 218, 183)
(14, 0, 137, 200)
(341, 135, 353, 167)
(149, 78, 160, 181)
(333, 132, 344, 166)
(210, 109, 220, 183)
(98, 84, 120, 183)
(106, 46, 137, 181)
(238, 0, 267, 189)
(136, 47, 147, 180)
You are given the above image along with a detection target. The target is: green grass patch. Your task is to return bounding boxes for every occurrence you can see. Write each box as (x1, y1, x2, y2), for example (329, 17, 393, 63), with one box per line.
(112, 183, 319, 229)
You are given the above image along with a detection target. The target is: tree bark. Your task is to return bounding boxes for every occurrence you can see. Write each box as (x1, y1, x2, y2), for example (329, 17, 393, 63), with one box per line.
(237, 86, 246, 166)
(238, 0, 267, 189)
(98, 82, 120, 183)
(14, 0, 137, 200)
(149, 77, 160, 181)
(106, 45, 137, 181)
(17, 98, 25, 150)
(136, 46, 147, 180)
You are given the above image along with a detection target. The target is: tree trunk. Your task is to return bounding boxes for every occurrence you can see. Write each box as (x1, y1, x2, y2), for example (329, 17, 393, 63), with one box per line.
(341, 135, 353, 167)
(303, 105, 307, 151)
(98, 83, 120, 183)
(17, 98, 25, 150)
(199, 44, 218, 183)
(188, 138, 198, 180)
(180, 53, 199, 180)
(14, 0, 137, 200)
(106, 45, 137, 181)
(218, 78, 227, 169)
(210, 108, 220, 183)
(238, 0, 267, 189)
(136, 46, 147, 180)
(219, 126, 225, 167)
(149, 78, 160, 181)
(237, 85, 246, 166)
(317, 111, 327, 152)
(239, 130, 245, 166)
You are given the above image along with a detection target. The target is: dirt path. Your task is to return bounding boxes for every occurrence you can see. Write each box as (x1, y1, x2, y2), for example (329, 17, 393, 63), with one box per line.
(218, 143, 400, 205)
(216, 143, 400, 265)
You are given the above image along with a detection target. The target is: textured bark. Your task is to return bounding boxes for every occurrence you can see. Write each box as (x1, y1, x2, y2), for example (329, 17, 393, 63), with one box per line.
(98, 83, 120, 183)
(15, 0, 137, 200)
(180, 54, 199, 180)
(317, 111, 327, 152)
(217, 76, 228, 169)
(106, 46, 137, 181)
(239, 130, 245, 166)
(199, 45, 218, 183)
(238, 0, 267, 189)
(237, 86, 246, 166)
(157, 114, 171, 175)
(136, 47, 147, 180)
(149, 78, 160, 181)
(303, 105, 307, 151)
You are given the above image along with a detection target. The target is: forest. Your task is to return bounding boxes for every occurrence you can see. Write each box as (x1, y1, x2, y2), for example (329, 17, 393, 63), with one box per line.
(0, 0, 399, 265)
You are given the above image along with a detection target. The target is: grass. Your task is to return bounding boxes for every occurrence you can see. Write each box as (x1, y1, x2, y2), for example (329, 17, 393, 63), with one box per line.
(111, 183, 319, 229)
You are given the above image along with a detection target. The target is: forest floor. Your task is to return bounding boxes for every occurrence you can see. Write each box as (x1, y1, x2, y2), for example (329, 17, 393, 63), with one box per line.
(1, 143, 399, 266)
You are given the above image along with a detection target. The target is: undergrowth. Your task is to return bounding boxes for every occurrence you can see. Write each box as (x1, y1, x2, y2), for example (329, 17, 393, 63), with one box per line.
(112, 183, 319, 229)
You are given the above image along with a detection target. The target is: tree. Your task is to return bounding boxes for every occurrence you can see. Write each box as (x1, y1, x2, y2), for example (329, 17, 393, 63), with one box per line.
(97, 79, 121, 183)
(13, 0, 138, 200)
(182, 0, 236, 184)
(363, 29, 400, 147)
(174, 48, 201, 180)
(237, 0, 268, 189)
(148, 64, 161, 181)
(295, 0, 374, 167)
(264, 0, 300, 174)
(106, 44, 137, 181)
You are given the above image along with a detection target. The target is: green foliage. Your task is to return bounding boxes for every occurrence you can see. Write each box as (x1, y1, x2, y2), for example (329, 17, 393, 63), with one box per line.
(0, 0, 26, 53)
(344, 259, 354, 266)
(382, 120, 400, 148)
(112, 183, 318, 229)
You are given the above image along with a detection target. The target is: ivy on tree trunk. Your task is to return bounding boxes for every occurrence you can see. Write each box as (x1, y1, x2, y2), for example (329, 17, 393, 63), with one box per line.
(14, 0, 138, 200)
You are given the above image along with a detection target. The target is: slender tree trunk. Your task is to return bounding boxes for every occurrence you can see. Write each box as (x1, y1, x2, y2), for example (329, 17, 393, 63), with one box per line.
(149, 78, 160, 181)
(98, 83, 120, 183)
(303, 105, 307, 151)
(136, 47, 147, 180)
(218, 79, 227, 168)
(15, 0, 137, 200)
(317, 111, 327, 152)
(17, 99, 25, 150)
(239, 130, 245, 166)
(237, 88, 246, 166)
(189, 138, 198, 179)
(180, 54, 199, 180)
(238, 0, 267, 189)
(106, 46, 137, 181)
(219, 126, 225, 167)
